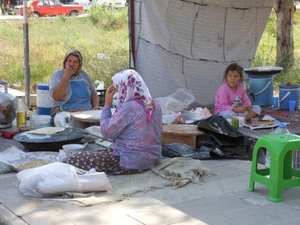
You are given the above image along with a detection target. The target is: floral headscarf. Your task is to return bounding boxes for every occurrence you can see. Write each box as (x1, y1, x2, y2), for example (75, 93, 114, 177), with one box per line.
(63, 49, 83, 76)
(112, 69, 155, 122)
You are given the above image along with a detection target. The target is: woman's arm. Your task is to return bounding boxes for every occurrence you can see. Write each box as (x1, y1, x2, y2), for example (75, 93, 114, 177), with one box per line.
(91, 92, 99, 109)
(52, 64, 74, 101)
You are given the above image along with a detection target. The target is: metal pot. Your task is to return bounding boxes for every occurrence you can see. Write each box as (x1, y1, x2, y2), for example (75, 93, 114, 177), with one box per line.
(0, 93, 16, 125)
(0, 80, 16, 127)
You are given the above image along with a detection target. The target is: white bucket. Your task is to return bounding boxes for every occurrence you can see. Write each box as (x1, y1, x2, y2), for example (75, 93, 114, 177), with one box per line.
(37, 83, 52, 115)
(38, 115, 51, 128)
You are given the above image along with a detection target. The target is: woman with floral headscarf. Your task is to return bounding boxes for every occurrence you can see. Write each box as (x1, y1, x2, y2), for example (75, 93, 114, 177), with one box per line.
(64, 69, 163, 174)
(49, 49, 99, 125)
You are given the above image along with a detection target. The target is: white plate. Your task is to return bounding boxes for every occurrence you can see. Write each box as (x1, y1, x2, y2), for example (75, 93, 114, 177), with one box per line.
(62, 144, 85, 151)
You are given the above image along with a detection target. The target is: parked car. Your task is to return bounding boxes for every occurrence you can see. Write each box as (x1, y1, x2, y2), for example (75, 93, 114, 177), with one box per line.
(14, 0, 33, 15)
(60, 0, 91, 11)
(91, 0, 127, 8)
(19, 0, 84, 17)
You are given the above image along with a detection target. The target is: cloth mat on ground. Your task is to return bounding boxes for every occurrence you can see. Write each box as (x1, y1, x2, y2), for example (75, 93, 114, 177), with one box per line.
(36, 157, 214, 205)
(151, 157, 215, 188)
(260, 111, 290, 118)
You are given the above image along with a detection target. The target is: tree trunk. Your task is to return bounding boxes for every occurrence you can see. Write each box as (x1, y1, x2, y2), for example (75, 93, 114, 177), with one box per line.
(274, 0, 295, 68)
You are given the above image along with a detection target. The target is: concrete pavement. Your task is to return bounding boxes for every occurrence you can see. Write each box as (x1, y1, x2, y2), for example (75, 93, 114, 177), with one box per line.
(1, 134, 300, 225)
(1, 88, 300, 224)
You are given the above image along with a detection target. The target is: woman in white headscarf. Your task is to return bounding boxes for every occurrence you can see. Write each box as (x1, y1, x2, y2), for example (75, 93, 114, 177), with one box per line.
(64, 69, 163, 174)
(49, 49, 99, 125)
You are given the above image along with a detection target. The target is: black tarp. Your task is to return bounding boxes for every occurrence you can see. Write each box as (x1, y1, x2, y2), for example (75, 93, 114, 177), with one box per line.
(162, 115, 252, 160)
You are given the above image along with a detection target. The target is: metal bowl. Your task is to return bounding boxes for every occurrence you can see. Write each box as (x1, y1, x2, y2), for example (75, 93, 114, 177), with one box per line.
(244, 66, 283, 76)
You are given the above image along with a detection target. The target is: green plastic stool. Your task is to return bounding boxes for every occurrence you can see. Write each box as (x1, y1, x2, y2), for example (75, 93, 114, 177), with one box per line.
(248, 133, 300, 202)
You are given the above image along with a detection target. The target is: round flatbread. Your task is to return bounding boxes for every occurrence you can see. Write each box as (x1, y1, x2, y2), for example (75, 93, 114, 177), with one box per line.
(27, 127, 65, 135)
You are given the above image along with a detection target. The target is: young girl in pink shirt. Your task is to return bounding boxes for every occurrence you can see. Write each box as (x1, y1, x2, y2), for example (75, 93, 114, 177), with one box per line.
(214, 63, 261, 121)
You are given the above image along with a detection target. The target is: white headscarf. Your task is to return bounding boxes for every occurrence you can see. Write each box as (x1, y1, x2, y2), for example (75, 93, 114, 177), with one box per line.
(112, 69, 155, 122)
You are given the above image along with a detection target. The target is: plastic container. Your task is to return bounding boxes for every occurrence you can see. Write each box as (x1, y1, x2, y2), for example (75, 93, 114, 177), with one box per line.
(30, 110, 39, 130)
(162, 114, 178, 124)
(244, 66, 283, 106)
(37, 83, 52, 115)
(279, 84, 300, 110)
(265, 121, 289, 168)
(231, 118, 239, 129)
(181, 110, 196, 122)
(97, 89, 106, 107)
(248, 75, 274, 106)
(37, 115, 51, 128)
(16, 96, 27, 128)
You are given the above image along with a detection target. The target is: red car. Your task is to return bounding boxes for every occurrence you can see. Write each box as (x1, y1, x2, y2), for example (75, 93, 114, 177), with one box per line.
(19, 0, 84, 17)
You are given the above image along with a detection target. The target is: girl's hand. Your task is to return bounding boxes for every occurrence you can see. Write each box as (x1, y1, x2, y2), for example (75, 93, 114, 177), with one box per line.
(244, 104, 251, 111)
(234, 106, 246, 113)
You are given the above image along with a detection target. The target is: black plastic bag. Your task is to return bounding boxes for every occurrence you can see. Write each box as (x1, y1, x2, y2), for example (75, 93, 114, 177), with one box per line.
(196, 115, 251, 160)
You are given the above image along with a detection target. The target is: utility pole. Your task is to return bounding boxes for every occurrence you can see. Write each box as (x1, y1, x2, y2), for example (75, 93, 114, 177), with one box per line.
(23, 0, 30, 108)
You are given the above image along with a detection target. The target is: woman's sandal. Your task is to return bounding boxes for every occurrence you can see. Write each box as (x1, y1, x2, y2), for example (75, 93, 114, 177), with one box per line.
(3, 103, 13, 122)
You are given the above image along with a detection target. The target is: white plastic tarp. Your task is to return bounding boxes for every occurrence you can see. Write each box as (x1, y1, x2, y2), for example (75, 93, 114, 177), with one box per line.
(129, 0, 275, 106)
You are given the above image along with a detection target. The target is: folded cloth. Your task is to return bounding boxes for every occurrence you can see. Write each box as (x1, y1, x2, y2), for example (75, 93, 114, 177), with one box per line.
(151, 157, 215, 188)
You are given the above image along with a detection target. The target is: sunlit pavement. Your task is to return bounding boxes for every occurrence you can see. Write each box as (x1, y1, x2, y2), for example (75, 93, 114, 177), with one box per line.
(1, 134, 300, 224)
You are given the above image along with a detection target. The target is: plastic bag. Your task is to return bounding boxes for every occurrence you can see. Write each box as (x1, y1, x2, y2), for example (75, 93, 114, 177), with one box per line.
(156, 88, 195, 114)
(265, 120, 289, 167)
(197, 115, 251, 159)
(191, 107, 212, 120)
(162, 142, 227, 160)
(17, 162, 112, 197)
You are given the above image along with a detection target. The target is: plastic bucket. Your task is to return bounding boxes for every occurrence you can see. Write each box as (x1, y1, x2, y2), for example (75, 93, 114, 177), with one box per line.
(279, 84, 300, 110)
(38, 115, 51, 128)
(37, 83, 52, 115)
(248, 75, 273, 106)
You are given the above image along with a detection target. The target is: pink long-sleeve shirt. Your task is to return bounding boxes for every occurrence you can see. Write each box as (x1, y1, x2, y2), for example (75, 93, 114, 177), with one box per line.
(214, 83, 251, 115)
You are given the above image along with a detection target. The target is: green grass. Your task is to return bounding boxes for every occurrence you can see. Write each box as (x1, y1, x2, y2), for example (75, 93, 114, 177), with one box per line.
(1, 6, 300, 93)
(0, 5, 129, 93)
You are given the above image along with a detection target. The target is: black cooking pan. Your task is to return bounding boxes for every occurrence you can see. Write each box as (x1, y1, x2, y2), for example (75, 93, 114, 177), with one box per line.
(13, 127, 87, 151)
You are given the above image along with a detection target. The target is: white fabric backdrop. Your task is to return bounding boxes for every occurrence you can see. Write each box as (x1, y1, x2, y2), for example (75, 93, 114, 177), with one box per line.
(129, 0, 274, 106)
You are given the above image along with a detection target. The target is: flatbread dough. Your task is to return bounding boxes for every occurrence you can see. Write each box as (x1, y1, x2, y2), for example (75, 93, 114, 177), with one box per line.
(27, 127, 65, 135)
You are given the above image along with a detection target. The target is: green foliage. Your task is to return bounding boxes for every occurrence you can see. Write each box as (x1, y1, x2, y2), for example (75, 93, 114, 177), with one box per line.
(253, 9, 300, 87)
(0, 7, 129, 92)
(87, 4, 128, 29)
(252, 13, 277, 67)
(1, 7, 300, 93)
